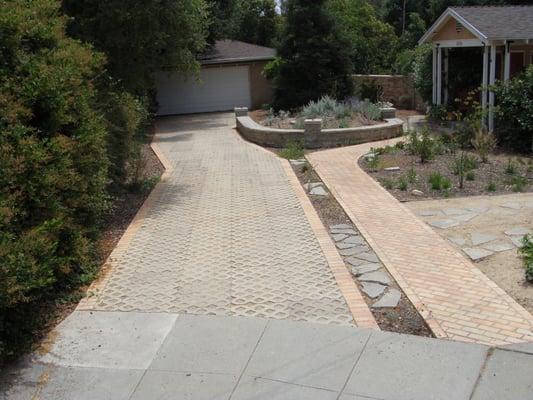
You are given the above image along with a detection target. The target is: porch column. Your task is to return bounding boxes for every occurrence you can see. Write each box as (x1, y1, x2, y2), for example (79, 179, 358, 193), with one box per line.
(504, 41, 511, 81)
(488, 43, 496, 132)
(432, 45, 437, 104)
(481, 45, 489, 127)
(436, 45, 442, 105)
(443, 48, 449, 105)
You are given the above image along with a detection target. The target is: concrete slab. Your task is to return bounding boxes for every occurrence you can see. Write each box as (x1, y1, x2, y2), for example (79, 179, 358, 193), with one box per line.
(38, 311, 177, 369)
(471, 232, 499, 246)
(471, 349, 533, 400)
(499, 341, 533, 355)
(150, 314, 266, 375)
(245, 319, 370, 391)
(345, 332, 488, 400)
(505, 227, 531, 236)
(232, 376, 338, 400)
(482, 241, 515, 253)
(448, 235, 467, 246)
(129, 371, 236, 400)
(462, 247, 494, 262)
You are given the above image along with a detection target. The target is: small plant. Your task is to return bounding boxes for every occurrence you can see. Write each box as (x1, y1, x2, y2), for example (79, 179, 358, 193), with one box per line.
(504, 159, 518, 175)
(519, 235, 533, 282)
(452, 152, 477, 189)
(466, 171, 475, 181)
(394, 141, 405, 150)
(352, 100, 382, 121)
(486, 182, 497, 192)
(428, 172, 450, 191)
(407, 167, 417, 183)
(279, 141, 304, 160)
(471, 128, 497, 163)
(406, 128, 435, 163)
(397, 177, 408, 191)
(300, 163, 309, 173)
(510, 175, 527, 192)
(427, 104, 448, 122)
(366, 149, 380, 171)
(380, 178, 395, 189)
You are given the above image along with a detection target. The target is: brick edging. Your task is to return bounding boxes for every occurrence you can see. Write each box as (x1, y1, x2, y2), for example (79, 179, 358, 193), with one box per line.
(280, 159, 379, 329)
(77, 136, 172, 310)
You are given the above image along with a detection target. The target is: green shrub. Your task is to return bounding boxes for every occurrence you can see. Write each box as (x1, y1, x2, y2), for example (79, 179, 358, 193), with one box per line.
(302, 96, 351, 119)
(493, 65, 533, 152)
(353, 100, 382, 121)
(397, 177, 408, 191)
(407, 129, 435, 163)
(380, 178, 394, 190)
(427, 105, 448, 122)
(510, 175, 527, 192)
(358, 80, 383, 103)
(407, 168, 417, 183)
(412, 43, 433, 104)
(486, 182, 497, 192)
(366, 150, 380, 171)
(466, 171, 475, 181)
(279, 141, 304, 160)
(428, 172, 450, 191)
(0, 0, 108, 361)
(471, 129, 496, 163)
(520, 235, 533, 282)
(452, 152, 477, 189)
(504, 159, 518, 175)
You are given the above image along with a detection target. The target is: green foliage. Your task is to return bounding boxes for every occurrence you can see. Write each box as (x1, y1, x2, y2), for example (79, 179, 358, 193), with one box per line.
(427, 105, 448, 122)
(302, 96, 351, 119)
(510, 175, 527, 192)
(428, 172, 450, 191)
(407, 167, 417, 183)
(64, 0, 209, 94)
(328, 0, 399, 74)
(380, 178, 395, 189)
(504, 159, 518, 175)
(452, 152, 477, 189)
(412, 44, 433, 103)
(492, 65, 533, 152)
(353, 101, 382, 121)
(279, 141, 304, 160)
(397, 176, 408, 191)
(520, 235, 533, 282)
(358, 80, 384, 103)
(471, 129, 496, 163)
(232, 0, 279, 46)
(406, 129, 434, 163)
(466, 171, 475, 181)
(273, 0, 354, 109)
(0, 0, 108, 360)
(367, 150, 381, 171)
(486, 182, 496, 192)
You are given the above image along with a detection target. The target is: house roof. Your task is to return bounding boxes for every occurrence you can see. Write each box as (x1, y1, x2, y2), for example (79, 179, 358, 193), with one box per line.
(419, 5, 533, 44)
(199, 40, 276, 65)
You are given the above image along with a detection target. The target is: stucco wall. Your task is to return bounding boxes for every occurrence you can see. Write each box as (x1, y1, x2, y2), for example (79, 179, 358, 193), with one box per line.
(353, 74, 425, 111)
(249, 61, 273, 109)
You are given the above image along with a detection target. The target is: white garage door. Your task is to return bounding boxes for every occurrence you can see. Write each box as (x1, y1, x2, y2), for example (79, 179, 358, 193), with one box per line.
(156, 65, 252, 115)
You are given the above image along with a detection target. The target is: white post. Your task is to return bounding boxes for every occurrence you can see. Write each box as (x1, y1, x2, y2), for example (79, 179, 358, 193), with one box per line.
(504, 41, 511, 81)
(436, 46, 442, 105)
(481, 45, 489, 128)
(444, 48, 449, 105)
(432, 45, 437, 104)
(488, 43, 496, 132)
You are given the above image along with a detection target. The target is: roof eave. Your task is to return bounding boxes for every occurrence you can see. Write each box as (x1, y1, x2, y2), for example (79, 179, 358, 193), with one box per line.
(200, 56, 275, 65)
(418, 8, 488, 45)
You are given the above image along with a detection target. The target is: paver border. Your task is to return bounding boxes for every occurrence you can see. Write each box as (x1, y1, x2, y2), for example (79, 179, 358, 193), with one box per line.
(77, 136, 173, 310)
(235, 128, 378, 329)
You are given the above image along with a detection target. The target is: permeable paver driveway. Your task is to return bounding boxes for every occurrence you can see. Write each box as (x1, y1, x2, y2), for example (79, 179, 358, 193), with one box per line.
(79, 113, 353, 325)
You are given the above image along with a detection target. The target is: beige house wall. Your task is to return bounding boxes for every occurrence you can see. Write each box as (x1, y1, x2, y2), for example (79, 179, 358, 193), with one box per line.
(432, 17, 477, 41)
(249, 61, 273, 109)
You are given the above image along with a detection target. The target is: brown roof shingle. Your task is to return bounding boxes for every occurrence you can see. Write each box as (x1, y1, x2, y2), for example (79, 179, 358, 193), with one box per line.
(199, 40, 276, 65)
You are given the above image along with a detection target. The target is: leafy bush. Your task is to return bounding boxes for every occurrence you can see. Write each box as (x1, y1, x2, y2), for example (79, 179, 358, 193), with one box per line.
(466, 171, 475, 181)
(486, 182, 496, 192)
(510, 175, 527, 192)
(427, 105, 448, 122)
(471, 128, 496, 163)
(406, 129, 434, 163)
(302, 96, 350, 119)
(492, 65, 533, 152)
(520, 235, 533, 282)
(452, 152, 477, 189)
(358, 80, 383, 103)
(428, 172, 451, 191)
(380, 178, 394, 190)
(0, 0, 108, 360)
(397, 177, 408, 191)
(504, 159, 518, 175)
(352, 100, 382, 121)
(412, 44, 433, 104)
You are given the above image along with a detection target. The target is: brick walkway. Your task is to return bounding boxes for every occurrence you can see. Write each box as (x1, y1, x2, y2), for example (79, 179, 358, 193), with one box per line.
(308, 139, 533, 346)
(79, 113, 374, 327)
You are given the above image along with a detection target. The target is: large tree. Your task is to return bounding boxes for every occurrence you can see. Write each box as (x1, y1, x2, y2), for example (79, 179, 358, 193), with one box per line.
(273, 0, 354, 109)
(328, 0, 398, 74)
(63, 0, 209, 94)
(233, 0, 279, 47)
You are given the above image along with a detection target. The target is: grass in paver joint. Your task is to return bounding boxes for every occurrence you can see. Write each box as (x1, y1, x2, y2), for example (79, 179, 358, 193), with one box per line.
(520, 235, 533, 282)
(279, 141, 304, 160)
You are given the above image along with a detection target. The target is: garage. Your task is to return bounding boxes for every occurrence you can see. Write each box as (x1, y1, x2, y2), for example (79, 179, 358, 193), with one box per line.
(156, 40, 275, 116)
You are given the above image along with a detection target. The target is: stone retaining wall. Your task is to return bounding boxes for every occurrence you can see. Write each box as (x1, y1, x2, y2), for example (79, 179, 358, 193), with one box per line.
(235, 109, 404, 149)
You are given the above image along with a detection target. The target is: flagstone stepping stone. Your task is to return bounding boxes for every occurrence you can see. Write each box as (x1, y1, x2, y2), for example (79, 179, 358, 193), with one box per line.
(483, 241, 515, 253)
(359, 271, 390, 285)
(428, 219, 460, 229)
(462, 247, 494, 261)
(351, 263, 382, 276)
(417, 210, 442, 216)
(332, 233, 349, 242)
(443, 208, 468, 216)
(510, 236, 525, 248)
(339, 245, 370, 257)
(343, 236, 364, 245)
(361, 282, 387, 299)
(501, 202, 522, 210)
(330, 224, 352, 230)
(309, 186, 328, 196)
(448, 236, 466, 246)
(345, 257, 367, 267)
(330, 229, 359, 235)
(372, 288, 401, 308)
(353, 252, 380, 263)
(290, 159, 306, 166)
(505, 227, 531, 236)
(471, 233, 499, 246)
(336, 242, 358, 250)
(452, 213, 478, 222)
(466, 206, 489, 214)
(303, 182, 323, 190)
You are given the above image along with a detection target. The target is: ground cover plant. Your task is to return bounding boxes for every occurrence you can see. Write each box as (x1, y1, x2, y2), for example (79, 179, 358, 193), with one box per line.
(521, 235, 533, 283)
(256, 96, 382, 129)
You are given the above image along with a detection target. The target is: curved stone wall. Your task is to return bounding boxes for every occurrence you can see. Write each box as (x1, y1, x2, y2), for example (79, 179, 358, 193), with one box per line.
(236, 115, 404, 149)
